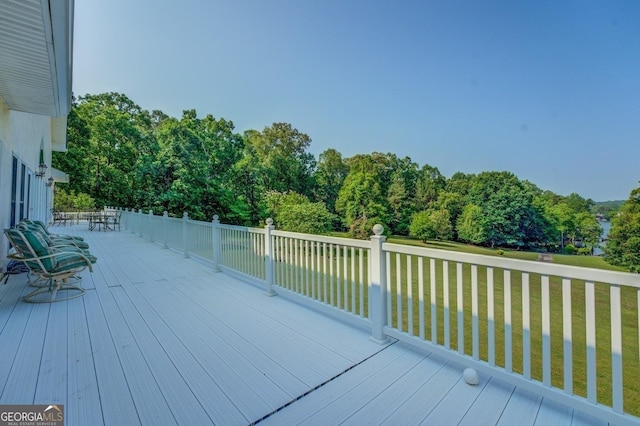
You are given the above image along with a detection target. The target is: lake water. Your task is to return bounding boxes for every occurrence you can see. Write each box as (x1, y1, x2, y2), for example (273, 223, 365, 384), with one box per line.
(593, 220, 611, 256)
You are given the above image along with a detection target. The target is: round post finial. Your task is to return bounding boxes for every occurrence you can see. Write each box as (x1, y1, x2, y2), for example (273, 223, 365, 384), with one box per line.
(373, 224, 384, 236)
(266, 218, 274, 226)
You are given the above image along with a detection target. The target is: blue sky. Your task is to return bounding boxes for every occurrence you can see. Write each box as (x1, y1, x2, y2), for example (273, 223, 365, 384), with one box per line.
(73, 0, 640, 201)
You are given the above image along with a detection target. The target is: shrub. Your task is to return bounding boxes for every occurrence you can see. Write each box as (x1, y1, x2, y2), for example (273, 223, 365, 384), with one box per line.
(577, 247, 592, 256)
(348, 216, 389, 239)
(53, 187, 96, 211)
(496, 249, 504, 256)
(564, 244, 576, 255)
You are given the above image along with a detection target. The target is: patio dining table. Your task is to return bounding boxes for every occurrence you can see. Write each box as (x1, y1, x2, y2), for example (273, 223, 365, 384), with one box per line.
(88, 212, 115, 231)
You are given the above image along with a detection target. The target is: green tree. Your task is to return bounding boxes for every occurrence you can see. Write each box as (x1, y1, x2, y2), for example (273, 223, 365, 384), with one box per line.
(466, 171, 548, 248)
(575, 211, 602, 254)
(265, 191, 335, 234)
(55, 93, 153, 208)
(605, 185, 640, 271)
(410, 208, 452, 242)
(152, 110, 243, 221)
(313, 148, 348, 215)
(335, 156, 391, 238)
(456, 204, 486, 244)
(432, 191, 465, 239)
(414, 164, 446, 210)
(244, 123, 316, 197)
(387, 159, 419, 236)
(410, 210, 436, 242)
(53, 188, 96, 211)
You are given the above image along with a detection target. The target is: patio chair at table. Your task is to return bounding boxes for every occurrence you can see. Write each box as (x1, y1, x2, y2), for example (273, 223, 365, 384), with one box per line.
(108, 211, 122, 231)
(4, 228, 97, 303)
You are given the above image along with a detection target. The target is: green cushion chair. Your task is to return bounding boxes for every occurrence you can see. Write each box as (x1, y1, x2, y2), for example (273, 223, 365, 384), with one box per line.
(4, 228, 96, 303)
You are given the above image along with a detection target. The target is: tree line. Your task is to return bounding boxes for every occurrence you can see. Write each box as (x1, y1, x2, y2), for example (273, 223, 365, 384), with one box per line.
(53, 92, 639, 270)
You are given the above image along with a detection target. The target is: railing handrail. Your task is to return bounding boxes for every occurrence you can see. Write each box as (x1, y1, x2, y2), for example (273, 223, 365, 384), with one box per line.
(272, 229, 372, 248)
(383, 241, 640, 287)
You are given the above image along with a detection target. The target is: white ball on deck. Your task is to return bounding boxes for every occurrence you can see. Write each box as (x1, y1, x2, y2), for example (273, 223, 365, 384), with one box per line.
(463, 368, 479, 385)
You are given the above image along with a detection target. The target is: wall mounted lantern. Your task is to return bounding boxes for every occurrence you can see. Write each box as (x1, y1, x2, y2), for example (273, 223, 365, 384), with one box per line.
(36, 162, 48, 178)
(46, 177, 54, 187)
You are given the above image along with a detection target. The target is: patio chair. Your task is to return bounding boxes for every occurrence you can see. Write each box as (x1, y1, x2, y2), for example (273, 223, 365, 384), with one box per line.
(19, 220, 90, 249)
(4, 228, 97, 303)
(109, 211, 122, 231)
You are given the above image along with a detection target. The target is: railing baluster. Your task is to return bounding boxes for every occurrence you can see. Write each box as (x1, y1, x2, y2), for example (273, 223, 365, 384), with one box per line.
(317, 242, 322, 301)
(336, 246, 342, 308)
(359, 248, 364, 317)
(488, 266, 495, 366)
(523, 272, 531, 379)
(443, 260, 450, 349)
(289, 238, 294, 291)
(343, 246, 348, 310)
(430, 258, 437, 344)
(419, 257, 425, 340)
(472, 264, 479, 360)
(457, 262, 464, 355)
(407, 255, 413, 336)
(562, 278, 572, 394)
(310, 241, 315, 299)
(386, 251, 392, 328)
(329, 243, 334, 306)
(323, 242, 328, 303)
(585, 280, 597, 403)
(351, 247, 356, 314)
(611, 285, 623, 413)
(504, 269, 512, 372)
(295, 239, 301, 293)
(396, 253, 402, 332)
(542, 274, 551, 386)
(305, 240, 310, 296)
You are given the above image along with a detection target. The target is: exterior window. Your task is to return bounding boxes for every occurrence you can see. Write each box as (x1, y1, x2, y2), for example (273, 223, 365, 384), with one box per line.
(26, 173, 32, 219)
(19, 163, 26, 221)
(10, 156, 18, 227)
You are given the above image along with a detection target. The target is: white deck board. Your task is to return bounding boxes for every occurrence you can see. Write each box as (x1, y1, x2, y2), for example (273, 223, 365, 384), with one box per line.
(261, 343, 417, 425)
(0, 225, 615, 425)
(81, 289, 140, 425)
(121, 281, 248, 425)
(534, 397, 577, 425)
(111, 286, 216, 424)
(66, 296, 104, 426)
(339, 350, 447, 424)
(136, 279, 312, 396)
(459, 377, 515, 425)
(35, 300, 67, 405)
(0, 303, 49, 404)
(497, 387, 544, 426)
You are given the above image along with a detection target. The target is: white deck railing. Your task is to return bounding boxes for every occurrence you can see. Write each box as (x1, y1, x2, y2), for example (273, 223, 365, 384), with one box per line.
(117, 208, 640, 425)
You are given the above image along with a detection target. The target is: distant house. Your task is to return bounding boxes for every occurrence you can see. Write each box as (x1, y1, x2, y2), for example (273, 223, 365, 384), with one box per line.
(0, 0, 74, 266)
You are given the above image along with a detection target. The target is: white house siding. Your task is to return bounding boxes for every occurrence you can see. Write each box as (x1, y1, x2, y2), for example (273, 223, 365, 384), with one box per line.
(0, 97, 55, 266)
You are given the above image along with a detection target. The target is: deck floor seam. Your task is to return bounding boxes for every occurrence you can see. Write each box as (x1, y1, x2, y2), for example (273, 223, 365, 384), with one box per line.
(250, 339, 398, 425)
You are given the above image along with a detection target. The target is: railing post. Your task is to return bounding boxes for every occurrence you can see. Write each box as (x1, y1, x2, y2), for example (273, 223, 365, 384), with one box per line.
(212, 214, 221, 273)
(264, 218, 276, 296)
(369, 224, 388, 344)
(182, 211, 190, 258)
(148, 210, 154, 242)
(162, 211, 169, 249)
(137, 209, 143, 237)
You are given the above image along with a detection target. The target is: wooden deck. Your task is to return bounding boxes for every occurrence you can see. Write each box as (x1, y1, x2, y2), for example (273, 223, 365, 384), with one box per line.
(0, 225, 607, 425)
